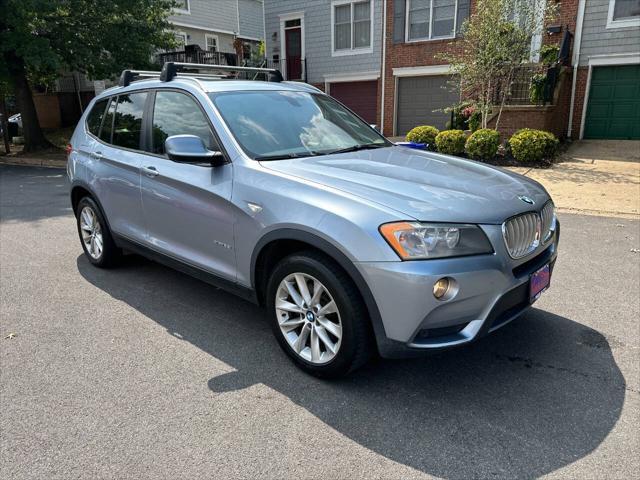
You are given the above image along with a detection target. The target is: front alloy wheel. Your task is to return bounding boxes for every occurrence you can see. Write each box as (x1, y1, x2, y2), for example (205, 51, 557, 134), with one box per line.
(275, 273, 343, 364)
(266, 251, 372, 378)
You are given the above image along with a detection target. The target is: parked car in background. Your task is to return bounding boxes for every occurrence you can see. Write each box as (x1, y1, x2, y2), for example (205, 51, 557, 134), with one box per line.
(67, 64, 559, 378)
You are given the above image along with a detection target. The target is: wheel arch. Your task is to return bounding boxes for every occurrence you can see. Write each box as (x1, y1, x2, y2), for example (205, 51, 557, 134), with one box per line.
(70, 182, 113, 233)
(250, 228, 391, 353)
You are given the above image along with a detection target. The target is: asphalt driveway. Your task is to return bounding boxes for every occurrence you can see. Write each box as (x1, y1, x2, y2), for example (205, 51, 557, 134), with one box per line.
(1, 164, 639, 479)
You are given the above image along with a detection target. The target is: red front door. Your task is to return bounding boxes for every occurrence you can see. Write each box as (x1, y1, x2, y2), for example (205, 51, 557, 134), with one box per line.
(285, 27, 302, 80)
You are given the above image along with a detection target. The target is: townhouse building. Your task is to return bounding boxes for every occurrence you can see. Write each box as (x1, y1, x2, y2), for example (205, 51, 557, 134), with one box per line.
(167, 0, 265, 63)
(264, 0, 384, 124)
(569, 0, 640, 139)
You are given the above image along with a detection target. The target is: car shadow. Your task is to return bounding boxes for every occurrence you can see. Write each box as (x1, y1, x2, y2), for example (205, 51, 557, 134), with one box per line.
(77, 253, 625, 479)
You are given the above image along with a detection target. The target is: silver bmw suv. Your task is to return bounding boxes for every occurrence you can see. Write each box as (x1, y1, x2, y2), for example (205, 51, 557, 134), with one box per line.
(68, 63, 558, 377)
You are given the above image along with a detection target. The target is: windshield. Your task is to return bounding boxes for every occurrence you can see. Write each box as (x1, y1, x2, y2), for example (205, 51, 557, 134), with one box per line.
(210, 91, 390, 160)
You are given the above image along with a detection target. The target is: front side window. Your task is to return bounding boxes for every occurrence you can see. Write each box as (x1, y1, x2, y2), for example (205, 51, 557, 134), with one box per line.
(112, 92, 148, 150)
(151, 91, 216, 155)
(613, 0, 640, 20)
(408, 0, 458, 41)
(333, 1, 372, 52)
(86, 99, 108, 137)
(211, 91, 389, 160)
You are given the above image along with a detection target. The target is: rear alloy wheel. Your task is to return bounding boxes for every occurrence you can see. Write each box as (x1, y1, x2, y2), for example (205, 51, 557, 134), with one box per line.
(275, 273, 343, 365)
(76, 197, 121, 268)
(266, 252, 372, 378)
(79, 206, 104, 260)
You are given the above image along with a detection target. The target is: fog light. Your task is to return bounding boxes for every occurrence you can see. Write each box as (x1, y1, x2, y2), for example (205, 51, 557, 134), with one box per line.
(433, 278, 450, 299)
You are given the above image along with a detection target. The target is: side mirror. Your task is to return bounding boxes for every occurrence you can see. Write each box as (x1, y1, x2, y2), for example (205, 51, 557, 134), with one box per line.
(165, 135, 225, 166)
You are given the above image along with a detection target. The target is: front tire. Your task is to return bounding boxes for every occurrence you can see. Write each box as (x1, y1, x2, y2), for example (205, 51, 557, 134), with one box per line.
(76, 197, 121, 268)
(266, 251, 372, 378)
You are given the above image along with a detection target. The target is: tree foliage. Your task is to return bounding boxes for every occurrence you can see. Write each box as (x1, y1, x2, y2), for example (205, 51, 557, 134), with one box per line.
(438, 0, 558, 130)
(0, 0, 177, 151)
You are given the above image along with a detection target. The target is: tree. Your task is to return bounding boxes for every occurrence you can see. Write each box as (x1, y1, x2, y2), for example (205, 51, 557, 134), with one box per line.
(438, 0, 558, 131)
(0, 0, 177, 152)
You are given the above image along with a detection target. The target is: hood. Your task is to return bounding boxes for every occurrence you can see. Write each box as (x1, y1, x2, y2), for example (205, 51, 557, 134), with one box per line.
(261, 146, 550, 224)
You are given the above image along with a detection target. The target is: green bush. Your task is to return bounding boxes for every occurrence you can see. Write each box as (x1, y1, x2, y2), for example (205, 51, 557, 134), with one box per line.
(465, 129, 500, 161)
(509, 128, 559, 164)
(406, 125, 439, 149)
(435, 130, 467, 156)
(468, 111, 481, 132)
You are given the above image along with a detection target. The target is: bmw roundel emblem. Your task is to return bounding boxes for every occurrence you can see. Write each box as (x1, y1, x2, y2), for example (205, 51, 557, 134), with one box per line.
(519, 195, 535, 205)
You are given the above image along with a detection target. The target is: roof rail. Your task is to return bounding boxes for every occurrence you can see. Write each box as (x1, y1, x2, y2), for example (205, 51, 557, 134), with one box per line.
(160, 62, 284, 83)
(119, 70, 162, 87)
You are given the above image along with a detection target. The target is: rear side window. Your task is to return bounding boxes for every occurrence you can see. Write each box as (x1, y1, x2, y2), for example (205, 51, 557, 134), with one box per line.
(112, 92, 148, 150)
(151, 91, 216, 154)
(86, 99, 108, 136)
(99, 98, 116, 143)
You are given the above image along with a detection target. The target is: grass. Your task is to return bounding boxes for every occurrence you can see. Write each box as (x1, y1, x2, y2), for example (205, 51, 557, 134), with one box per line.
(44, 127, 74, 149)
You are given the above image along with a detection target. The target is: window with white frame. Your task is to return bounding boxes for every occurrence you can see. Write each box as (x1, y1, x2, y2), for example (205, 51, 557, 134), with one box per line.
(175, 0, 190, 13)
(174, 32, 187, 50)
(333, 1, 372, 52)
(407, 0, 458, 41)
(609, 0, 640, 25)
(205, 34, 218, 52)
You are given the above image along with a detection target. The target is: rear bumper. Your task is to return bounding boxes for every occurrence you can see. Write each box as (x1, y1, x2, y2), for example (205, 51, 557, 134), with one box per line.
(357, 222, 559, 358)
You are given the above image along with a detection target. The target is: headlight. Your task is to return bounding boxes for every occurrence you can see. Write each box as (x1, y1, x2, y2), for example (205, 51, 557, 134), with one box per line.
(379, 222, 493, 260)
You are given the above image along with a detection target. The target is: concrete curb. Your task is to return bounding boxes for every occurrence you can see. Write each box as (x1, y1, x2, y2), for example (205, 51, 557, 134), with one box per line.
(0, 157, 67, 169)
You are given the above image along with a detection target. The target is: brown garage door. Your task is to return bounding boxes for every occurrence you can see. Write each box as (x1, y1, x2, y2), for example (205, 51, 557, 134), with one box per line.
(329, 81, 378, 124)
(396, 75, 459, 135)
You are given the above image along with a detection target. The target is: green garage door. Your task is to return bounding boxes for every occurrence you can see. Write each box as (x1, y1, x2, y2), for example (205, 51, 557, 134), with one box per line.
(584, 65, 640, 139)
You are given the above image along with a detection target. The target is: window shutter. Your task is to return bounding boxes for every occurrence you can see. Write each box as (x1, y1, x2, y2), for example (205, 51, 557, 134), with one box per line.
(393, 0, 407, 44)
(456, 0, 471, 34)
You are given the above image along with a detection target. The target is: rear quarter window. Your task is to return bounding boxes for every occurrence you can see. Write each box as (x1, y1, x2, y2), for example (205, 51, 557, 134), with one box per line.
(112, 92, 149, 150)
(86, 99, 108, 137)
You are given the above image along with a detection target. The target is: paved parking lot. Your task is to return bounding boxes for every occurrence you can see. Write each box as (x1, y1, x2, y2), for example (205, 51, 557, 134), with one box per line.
(1, 164, 639, 479)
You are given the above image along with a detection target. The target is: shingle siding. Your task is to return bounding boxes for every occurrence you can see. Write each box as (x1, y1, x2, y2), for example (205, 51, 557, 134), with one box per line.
(169, 0, 239, 33)
(239, 0, 265, 39)
(264, 0, 382, 84)
(579, 0, 640, 66)
(169, 0, 265, 42)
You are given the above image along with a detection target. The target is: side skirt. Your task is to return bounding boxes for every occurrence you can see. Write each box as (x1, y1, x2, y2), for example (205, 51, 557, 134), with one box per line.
(114, 234, 258, 304)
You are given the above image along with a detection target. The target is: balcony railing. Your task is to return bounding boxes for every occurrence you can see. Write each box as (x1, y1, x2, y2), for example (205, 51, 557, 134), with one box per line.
(157, 50, 239, 67)
(491, 63, 560, 106)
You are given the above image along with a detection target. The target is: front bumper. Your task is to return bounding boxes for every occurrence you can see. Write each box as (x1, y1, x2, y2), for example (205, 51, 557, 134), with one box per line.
(357, 222, 559, 358)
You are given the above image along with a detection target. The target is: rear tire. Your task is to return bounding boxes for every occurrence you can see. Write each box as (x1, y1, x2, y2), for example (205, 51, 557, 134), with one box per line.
(76, 197, 121, 268)
(266, 251, 372, 378)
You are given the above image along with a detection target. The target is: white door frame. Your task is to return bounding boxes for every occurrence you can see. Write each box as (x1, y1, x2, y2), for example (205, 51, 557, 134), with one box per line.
(279, 12, 305, 80)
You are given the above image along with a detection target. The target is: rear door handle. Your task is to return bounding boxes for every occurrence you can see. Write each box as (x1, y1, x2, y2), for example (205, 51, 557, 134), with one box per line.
(91, 151, 105, 160)
(143, 165, 159, 177)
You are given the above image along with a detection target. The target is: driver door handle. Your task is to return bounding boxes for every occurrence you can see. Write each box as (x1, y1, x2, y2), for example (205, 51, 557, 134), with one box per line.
(143, 165, 159, 177)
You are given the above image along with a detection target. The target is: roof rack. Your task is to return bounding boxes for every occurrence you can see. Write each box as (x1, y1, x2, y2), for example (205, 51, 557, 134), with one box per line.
(119, 62, 284, 87)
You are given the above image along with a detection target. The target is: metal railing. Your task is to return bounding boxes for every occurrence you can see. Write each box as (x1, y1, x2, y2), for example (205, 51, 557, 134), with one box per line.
(491, 63, 560, 106)
(242, 58, 307, 82)
(157, 50, 239, 67)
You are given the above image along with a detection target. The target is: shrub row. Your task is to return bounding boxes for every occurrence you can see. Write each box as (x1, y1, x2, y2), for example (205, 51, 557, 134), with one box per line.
(405, 125, 559, 163)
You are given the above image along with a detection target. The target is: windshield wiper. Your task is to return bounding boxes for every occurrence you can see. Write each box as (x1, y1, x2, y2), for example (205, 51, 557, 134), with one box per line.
(325, 142, 389, 155)
(255, 152, 320, 161)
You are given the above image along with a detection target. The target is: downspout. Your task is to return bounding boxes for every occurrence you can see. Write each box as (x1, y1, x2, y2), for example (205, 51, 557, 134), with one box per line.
(567, 0, 586, 139)
(380, 0, 387, 134)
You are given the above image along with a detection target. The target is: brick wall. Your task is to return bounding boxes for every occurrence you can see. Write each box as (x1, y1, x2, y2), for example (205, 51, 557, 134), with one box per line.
(381, 0, 580, 138)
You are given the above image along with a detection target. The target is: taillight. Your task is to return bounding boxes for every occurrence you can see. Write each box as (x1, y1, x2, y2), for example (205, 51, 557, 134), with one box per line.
(66, 143, 73, 159)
